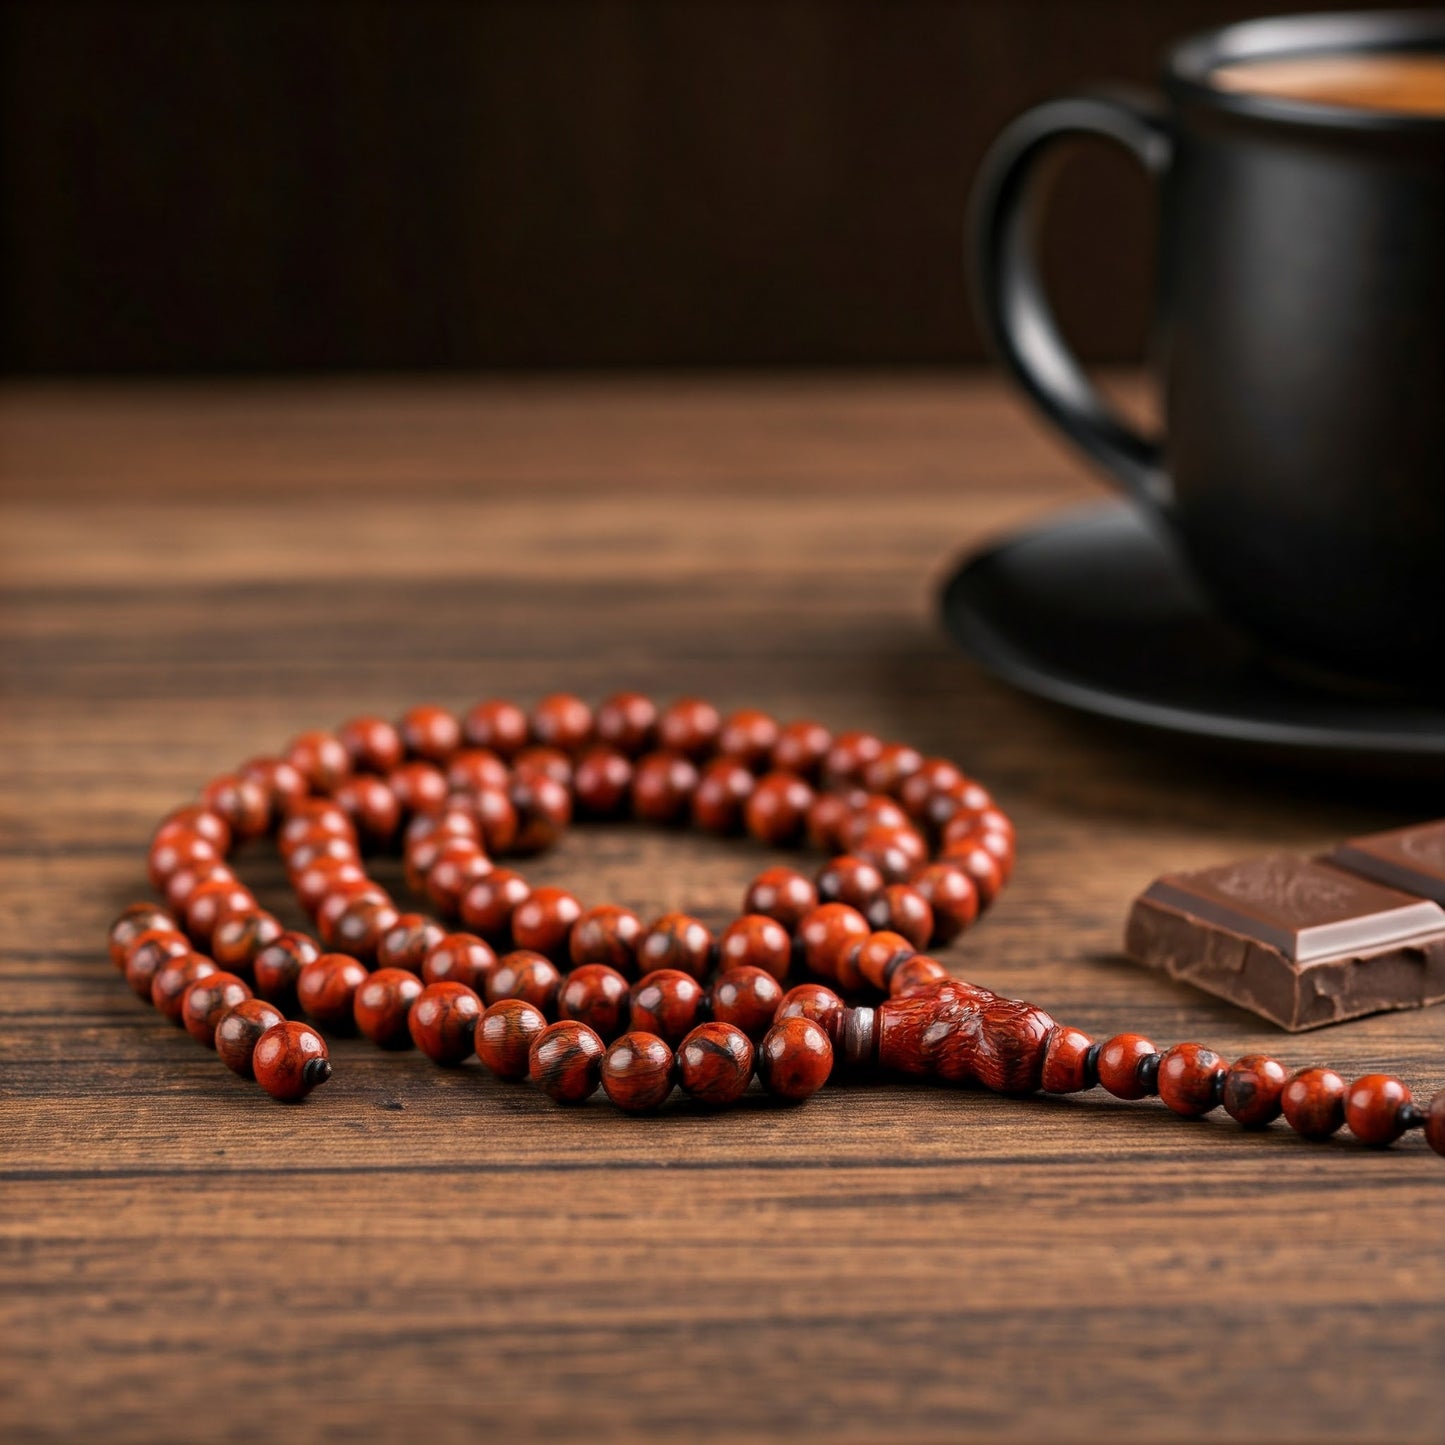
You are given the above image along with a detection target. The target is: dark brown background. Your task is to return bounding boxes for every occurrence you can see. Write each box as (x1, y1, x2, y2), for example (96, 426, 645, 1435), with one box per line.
(0, 0, 1421, 373)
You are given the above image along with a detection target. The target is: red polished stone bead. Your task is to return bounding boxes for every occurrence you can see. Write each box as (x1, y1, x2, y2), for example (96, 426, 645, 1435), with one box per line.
(405, 806, 480, 849)
(293, 859, 366, 916)
(637, 913, 713, 981)
(601, 1031, 676, 1113)
(758, 1016, 833, 1101)
(463, 698, 530, 759)
(865, 884, 934, 951)
(558, 963, 632, 1041)
(1097, 1034, 1158, 1100)
(796, 903, 870, 982)
(851, 825, 927, 884)
(332, 775, 401, 844)
(408, 980, 483, 1064)
(628, 968, 705, 1045)
(677, 1022, 754, 1106)
(709, 966, 783, 1041)
(839, 796, 911, 846)
(164, 861, 235, 914)
(212, 908, 284, 974)
(485, 950, 563, 1011)
(860, 742, 924, 798)
(1345, 1074, 1413, 1147)
(815, 854, 886, 912)
(459, 868, 532, 942)
(200, 773, 271, 842)
(822, 730, 884, 788)
(109, 904, 177, 970)
(376, 913, 448, 973)
(278, 799, 355, 854)
(241, 756, 310, 821)
(286, 730, 352, 793)
(594, 691, 658, 756)
(510, 886, 583, 962)
(297, 953, 369, 1030)
(388, 761, 449, 817)
(528, 1020, 605, 1104)
(568, 904, 644, 976)
(150, 952, 219, 1021)
(315, 884, 388, 946)
(398, 703, 462, 764)
(154, 805, 232, 856)
(573, 746, 633, 817)
(181, 971, 253, 1047)
(939, 840, 1005, 910)
(530, 693, 594, 754)
(716, 914, 792, 983)
(476, 998, 547, 1079)
(657, 697, 721, 760)
(770, 720, 832, 781)
(744, 771, 815, 846)
(691, 757, 756, 834)
(805, 792, 854, 853)
(215, 998, 286, 1077)
(285, 832, 358, 875)
(353, 967, 425, 1048)
(470, 786, 521, 855)
(424, 840, 494, 915)
(252, 1021, 332, 1102)
(1221, 1054, 1289, 1128)
(1040, 1026, 1095, 1094)
(1282, 1067, 1347, 1140)
(630, 750, 700, 824)
(253, 932, 322, 1005)
(328, 897, 402, 966)
(1157, 1043, 1227, 1116)
(513, 745, 574, 788)
(717, 708, 780, 771)
(422, 932, 499, 992)
(1426, 1090, 1445, 1157)
(446, 747, 510, 795)
(338, 715, 405, 774)
(886, 954, 950, 997)
(910, 863, 980, 944)
(898, 758, 965, 820)
(148, 830, 221, 891)
(850, 931, 916, 992)
(743, 866, 818, 932)
(509, 771, 573, 854)
(184, 879, 256, 947)
(774, 983, 846, 1048)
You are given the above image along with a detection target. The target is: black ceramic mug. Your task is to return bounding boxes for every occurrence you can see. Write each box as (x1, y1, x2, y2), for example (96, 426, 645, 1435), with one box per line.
(970, 9, 1445, 686)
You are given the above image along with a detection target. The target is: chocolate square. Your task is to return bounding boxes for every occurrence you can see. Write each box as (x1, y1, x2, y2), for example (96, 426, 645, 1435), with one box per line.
(1326, 821, 1445, 904)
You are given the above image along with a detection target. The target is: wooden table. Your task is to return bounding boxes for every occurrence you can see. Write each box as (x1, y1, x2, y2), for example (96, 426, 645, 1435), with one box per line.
(3, 377, 1441, 1444)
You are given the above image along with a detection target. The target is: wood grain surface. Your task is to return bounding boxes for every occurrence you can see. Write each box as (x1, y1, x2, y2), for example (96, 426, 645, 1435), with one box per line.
(1, 376, 1441, 1444)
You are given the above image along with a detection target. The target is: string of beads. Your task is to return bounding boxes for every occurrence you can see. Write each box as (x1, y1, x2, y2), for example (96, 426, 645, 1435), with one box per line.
(109, 692, 1445, 1156)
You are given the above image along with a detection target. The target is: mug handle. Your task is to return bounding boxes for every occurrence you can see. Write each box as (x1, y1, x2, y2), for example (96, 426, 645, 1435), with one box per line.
(969, 88, 1174, 513)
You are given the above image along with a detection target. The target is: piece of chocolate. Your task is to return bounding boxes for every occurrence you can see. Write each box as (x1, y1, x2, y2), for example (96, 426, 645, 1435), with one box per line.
(1125, 854, 1445, 1031)
(1326, 821, 1445, 904)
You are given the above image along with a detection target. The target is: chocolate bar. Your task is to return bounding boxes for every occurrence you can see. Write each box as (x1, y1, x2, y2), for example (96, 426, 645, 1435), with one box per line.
(1125, 851, 1445, 1031)
(1326, 821, 1445, 903)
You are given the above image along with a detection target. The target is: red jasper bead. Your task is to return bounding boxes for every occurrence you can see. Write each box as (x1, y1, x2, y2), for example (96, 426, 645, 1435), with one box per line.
(285, 832, 358, 875)
(509, 770, 573, 854)
(860, 742, 924, 798)
(528, 1020, 605, 1104)
(677, 1022, 755, 1105)
(470, 787, 521, 855)
(569, 904, 644, 975)
(1222, 1054, 1289, 1128)
(150, 951, 218, 1020)
(200, 773, 271, 842)
(1426, 1091, 1445, 1157)
(716, 914, 792, 983)
(887, 954, 950, 997)
(459, 868, 532, 942)
(513, 745, 573, 788)
(941, 840, 1005, 910)
(758, 1016, 833, 1101)
(630, 750, 700, 824)
(233, 757, 297, 823)
(398, 703, 462, 764)
(530, 693, 594, 754)
(164, 861, 235, 914)
(181, 971, 252, 1047)
(353, 968, 425, 1048)
(852, 825, 927, 884)
(910, 863, 980, 944)
(691, 758, 756, 834)
(252, 1021, 332, 1102)
(797, 903, 870, 982)
(510, 887, 583, 962)
(253, 932, 322, 1005)
(463, 698, 530, 759)
(601, 1031, 676, 1113)
(377, 913, 448, 973)
(573, 746, 633, 817)
(184, 878, 255, 947)
(775, 983, 846, 1048)
(1040, 1026, 1095, 1094)
(850, 931, 916, 992)
(594, 691, 658, 755)
(279, 800, 355, 854)
(1282, 1067, 1347, 1140)
(388, 761, 449, 816)
(805, 792, 854, 853)
(628, 968, 705, 1045)
(1097, 1034, 1158, 1100)
(338, 715, 405, 774)
(148, 831, 220, 890)
(447, 747, 510, 795)
(743, 866, 818, 932)
(476, 998, 547, 1079)
(109, 904, 176, 970)
(770, 720, 832, 780)
(154, 805, 231, 855)
(821, 730, 884, 787)
(286, 730, 352, 793)
(332, 775, 401, 843)
(657, 697, 721, 759)
(839, 796, 910, 846)
(424, 840, 493, 914)
(709, 966, 783, 1041)
(744, 771, 815, 846)
(816, 855, 886, 912)
(212, 908, 284, 974)
(866, 884, 934, 951)
(637, 913, 713, 981)
(1157, 1043, 1227, 1117)
(1345, 1074, 1413, 1147)
(557, 964, 631, 1041)
(328, 897, 401, 966)
(422, 932, 499, 992)
(717, 708, 780, 771)
(408, 980, 483, 1064)
(215, 998, 286, 1077)
(898, 758, 964, 819)
(486, 951, 563, 1011)
(297, 953, 369, 1030)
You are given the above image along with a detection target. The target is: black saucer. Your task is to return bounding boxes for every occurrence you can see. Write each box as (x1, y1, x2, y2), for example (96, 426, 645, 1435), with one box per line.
(940, 503, 1445, 769)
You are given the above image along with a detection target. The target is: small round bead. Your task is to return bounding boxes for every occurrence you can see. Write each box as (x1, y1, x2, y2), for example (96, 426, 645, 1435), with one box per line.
(677, 1023, 755, 1106)
(476, 998, 547, 1079)
(180, 971, 252, 1047)
(408, 980, 483, 1064)
(716, 914, 793, 983)
(388, 761, 449, 816)
(285, 832, 358, 876)
(568, 904, 644, 976)
(183, 878, 255, 947)
(628, 968, 706, 1045)
(637, 913, 713, 982)
(530, 693, 594, 754)
(459, 869, 532, 942)
(593, 691, 657, 755)
(510, 886, 582, 962)
(774, 983, 846, 1049)
(805, 792, 854, 853)
(399, 703, 462, 764)
(939, 840, 1005, 910)
(1157, 1043, 1227, 1117)
(850, 931, 916, 992)
(898, 758, 964, 818)
(657, 697, 721, 759)
(758, 1017, 833, 1101)
(377, 913, 449, 973)
(164, 861, 235, 914)
(422, 932, 499, 992)
(1096, 1034, 1159, 1100)
(513, 745, 573, 788)
(332, 775, 401, 843)
(424, 841, 494, 915)
(1345, 1074, 1413, 1147)
(447, 747, 510, 795)
(215, 998, 286, 1077)
(557, 964, 631, 1041)
(286, 730, 352, 793)
(326, 897, 401, 965)
(154, 805, 232, 855)
(717, 708, 780, 770)
(212, 908, 285, 974)
(148, 830, 221, 891)
(744, 771, 815, 846)
(910, 863, 980, 944)
(573, 746, 633, 817)
(860, 742, 924, 798)
(200, 774, 271, 842)
(353, 968, 425, 1048)
(463, 698, 530, 759)
(887, 954, 950, 997)
(839, 796, 911, 847)
(691, 758, 756, 834)
(630, 750, 700, 824)
(1040, 1026, 1095, 1094)
(1281, 1067, 1348, 1140)
(797, 903, 870, 982)
(851, 825, 927, 884)
(252, 1021, 332, 1102)
(1221, 1054, 1289, 1128)
(253, 932, 322, 1005)
(770, 720, 832, 780)
(486, 950, 563, 1011)
(865, 884, 934, 951)
(743, 866, 818, 932)
(709, 966, 783, 1041)
(150, 952, 218, 1020)
(338, 715, 405, 774)
(109, 904, 176, 970)
(279, 799, 355, 854)
(1426, 1090, 1445, 1157)
(297, 953, 369, 1030)
(601, 1032, 676, 1113)
(528, 1020, 605, 1104)
(240, 757, 310, 821)
(509, 771, 573, 854)
(816, 855, 886, 912)
(821, 730, 883, 788)
(471, 786, 521, 854)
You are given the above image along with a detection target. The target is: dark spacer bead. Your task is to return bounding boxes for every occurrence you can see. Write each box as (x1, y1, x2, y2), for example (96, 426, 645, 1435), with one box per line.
(1397, 1102, 1426, 1130)
(1082, 1043, 1102, 1089)
(1136, 1053, 1161, 1096)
